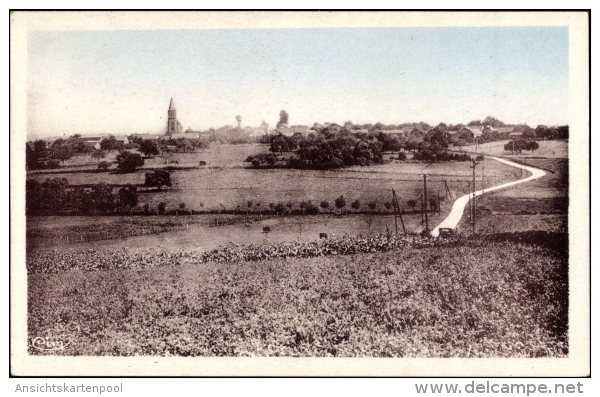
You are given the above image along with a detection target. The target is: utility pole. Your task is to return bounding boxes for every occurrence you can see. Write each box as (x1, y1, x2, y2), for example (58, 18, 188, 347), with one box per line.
(392, 190, 398, 236)
(423, 174, 429, 234)
(470, 159, 479, 235)
(437, 190, 441, 215)
(392, 189, 406, 235)
(420, 191, 424, 224)
(482, 165, 485, 194)
(467, 182, 472, 222)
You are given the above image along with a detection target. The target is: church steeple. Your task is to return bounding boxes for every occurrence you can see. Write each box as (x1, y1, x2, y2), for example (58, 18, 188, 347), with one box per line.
(166, 97, 179, 135)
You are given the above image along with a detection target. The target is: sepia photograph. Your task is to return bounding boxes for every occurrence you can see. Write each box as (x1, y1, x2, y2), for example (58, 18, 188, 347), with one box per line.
(10, 11, 589, 376)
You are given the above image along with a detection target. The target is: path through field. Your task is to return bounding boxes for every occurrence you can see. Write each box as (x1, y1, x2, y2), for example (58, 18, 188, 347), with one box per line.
(431, 156, 547, 237)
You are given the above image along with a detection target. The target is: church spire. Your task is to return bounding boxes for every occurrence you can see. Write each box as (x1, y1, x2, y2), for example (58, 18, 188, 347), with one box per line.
(166, 97, 179, 135)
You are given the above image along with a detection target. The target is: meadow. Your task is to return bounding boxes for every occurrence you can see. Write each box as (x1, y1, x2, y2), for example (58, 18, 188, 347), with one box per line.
(27, 143, 522, 214)
(27, 212, 435, 253)
(464, 158, 568, 235)
(454, 140, 568, 159)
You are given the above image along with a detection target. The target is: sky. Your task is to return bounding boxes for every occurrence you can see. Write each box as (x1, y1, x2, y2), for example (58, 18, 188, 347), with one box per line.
(27, 26, 569, 139)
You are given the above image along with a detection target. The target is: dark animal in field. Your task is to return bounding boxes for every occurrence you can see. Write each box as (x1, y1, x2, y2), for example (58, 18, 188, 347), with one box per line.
(263, 226, 272, 234)
(320, 233, 328, 239)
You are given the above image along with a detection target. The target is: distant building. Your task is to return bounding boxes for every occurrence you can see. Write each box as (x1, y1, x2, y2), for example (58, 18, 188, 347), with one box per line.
(378, 129, 407, 136)
(168, 132, 199, 140)
(166, 98, 183, 136)
(466, 127, 483, 138)
(131, 133, 163, 141)
(113, 135, 130, 145)
(275, 124, 293, 137)
(260, 120, 270, 134)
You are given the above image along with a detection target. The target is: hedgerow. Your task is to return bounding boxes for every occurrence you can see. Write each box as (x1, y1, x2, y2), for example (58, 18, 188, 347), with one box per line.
(27, 234, 450, 274)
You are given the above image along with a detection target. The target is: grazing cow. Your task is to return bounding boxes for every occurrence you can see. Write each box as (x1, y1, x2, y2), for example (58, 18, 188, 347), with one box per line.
(319, 233, 328, 239)
(263, 226, 272, 234)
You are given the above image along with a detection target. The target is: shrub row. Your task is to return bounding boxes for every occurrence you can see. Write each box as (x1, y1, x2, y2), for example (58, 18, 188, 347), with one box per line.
(27, 234, 453, 274)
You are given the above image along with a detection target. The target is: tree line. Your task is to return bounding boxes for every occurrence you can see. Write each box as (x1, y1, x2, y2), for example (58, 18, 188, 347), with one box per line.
(26, 170, 172, 216)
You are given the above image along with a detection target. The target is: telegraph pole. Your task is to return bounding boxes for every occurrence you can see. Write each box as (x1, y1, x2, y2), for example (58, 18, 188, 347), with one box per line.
(423, 174, 429, 234)
(467, 182, 472, 222)
(482, 165, 485, 194)
(470, 159, 479, 235)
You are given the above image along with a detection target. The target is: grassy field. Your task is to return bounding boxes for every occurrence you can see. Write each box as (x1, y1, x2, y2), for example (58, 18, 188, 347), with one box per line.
(460, 158, 568, 235)
(453, 140, 568, 159)
(27, 212, 436, 253)
(28, 236, 568, 357)
(27, 143, 522, 213)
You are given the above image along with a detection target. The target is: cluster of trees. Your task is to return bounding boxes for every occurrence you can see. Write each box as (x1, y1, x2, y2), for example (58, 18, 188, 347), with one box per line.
(26, 140, 74, 170)
(27, 170, 173, 215)
(144, 169, 172, 190)
(412, 150, 473, 163)
(260, 130, 386, 170)
(127, 136, 210, 156)
(245, 153, 278, 167)
(293, 134, 384, 169)
(504, 140, 540, 154)
(115, 151, 144, 173)
(26, 178, 139, 215)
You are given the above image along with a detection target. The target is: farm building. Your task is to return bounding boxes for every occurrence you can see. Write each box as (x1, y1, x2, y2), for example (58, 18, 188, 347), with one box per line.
(131, 133, 163, 141)
(377, 129, 407, 136)
(166, 132, 200, 140)
(113, 135, 130, 145)
(275, 124, 293, 137)
(259, 120, 270, 134)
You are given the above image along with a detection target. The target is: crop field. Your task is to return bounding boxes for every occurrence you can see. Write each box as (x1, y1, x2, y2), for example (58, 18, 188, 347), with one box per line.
(27, 235, 568, 357)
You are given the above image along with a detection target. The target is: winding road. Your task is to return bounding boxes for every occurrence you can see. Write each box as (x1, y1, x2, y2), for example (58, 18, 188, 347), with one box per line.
(430, 156, 546, 237)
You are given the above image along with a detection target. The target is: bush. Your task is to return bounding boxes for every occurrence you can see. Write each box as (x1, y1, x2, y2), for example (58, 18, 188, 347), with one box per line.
(116, 151, 144, 173)
(145, 170, 172, 190)
(397, 152, 407, 161)
(98, 161, 111, 170)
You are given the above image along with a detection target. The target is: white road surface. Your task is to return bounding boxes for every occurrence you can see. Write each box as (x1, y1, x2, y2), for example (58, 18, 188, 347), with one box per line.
(430, 156, 547, 237)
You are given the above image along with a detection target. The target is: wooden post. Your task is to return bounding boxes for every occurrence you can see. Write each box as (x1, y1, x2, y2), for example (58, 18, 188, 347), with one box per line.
(391, 190, 398, 237)
(470, 159, 479, 235)
(392, 189, 407, 235)
(420, 191, 424, 224)
(467, 182, 472, 222)
(423, 174, 429, 233)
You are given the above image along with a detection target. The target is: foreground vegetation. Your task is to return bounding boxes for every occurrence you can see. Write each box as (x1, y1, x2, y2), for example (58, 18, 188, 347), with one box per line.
(28, 232, 567, 357)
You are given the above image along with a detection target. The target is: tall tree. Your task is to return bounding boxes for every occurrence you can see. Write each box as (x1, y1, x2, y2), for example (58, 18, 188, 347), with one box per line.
(277, 110, 289, 127)
(118, 184, 138, 211)
(140, 140, 160, 157)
